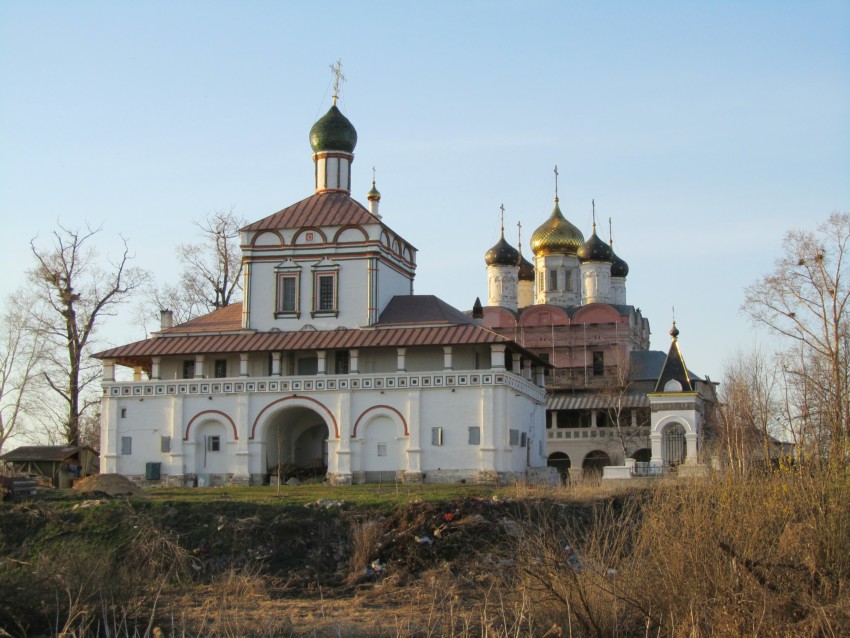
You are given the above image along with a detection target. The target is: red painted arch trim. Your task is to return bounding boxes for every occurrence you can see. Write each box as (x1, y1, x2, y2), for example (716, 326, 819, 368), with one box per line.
(250, 395, 339, 440)
(184, 410, 238, 441)
(352, 405, 409, 438)
(332, 224, 369, 243)
(292, 227, 328, 244)
(250, 230, 285, 247)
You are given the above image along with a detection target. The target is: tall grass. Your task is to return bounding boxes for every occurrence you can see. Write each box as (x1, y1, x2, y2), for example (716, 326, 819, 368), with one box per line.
(512, 467, 850, 636)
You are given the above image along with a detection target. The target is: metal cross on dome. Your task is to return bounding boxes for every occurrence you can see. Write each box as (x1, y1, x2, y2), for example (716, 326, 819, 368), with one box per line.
(330, 59, 346, 105)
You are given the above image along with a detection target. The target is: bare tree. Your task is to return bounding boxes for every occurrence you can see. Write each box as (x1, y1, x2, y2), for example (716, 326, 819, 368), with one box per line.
(0, 292, 46, 453)
(177, 208, 245, 312)
(29, 224, 147, 446)
(743, 212, 850, 468)
(715, 348, 779, 475)
(140, 209, 245, 330)
(603, 361, 649, 463)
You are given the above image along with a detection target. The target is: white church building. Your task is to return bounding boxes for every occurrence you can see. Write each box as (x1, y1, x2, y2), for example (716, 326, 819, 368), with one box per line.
(95, 96, 552, 486)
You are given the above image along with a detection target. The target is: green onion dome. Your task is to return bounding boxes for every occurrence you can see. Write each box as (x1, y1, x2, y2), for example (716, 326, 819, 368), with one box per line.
(309, 104, 358, 153)
(485, 232, 520, 267)
(577, 229, 613, 263)
(517, 254, 535, 281)
(530, 200, 585, 256)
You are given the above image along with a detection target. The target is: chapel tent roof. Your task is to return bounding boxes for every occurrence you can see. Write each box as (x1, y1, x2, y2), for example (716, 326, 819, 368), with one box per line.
(242, 191, 379, 231)
(629, 350, 702, 384)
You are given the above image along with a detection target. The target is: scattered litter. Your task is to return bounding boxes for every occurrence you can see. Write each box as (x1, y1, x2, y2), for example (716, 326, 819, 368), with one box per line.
(72, 499, 102, 510)
(305, 499, 344, 509)
(365, 559, 385, 578)
(416, 536, 434, 545)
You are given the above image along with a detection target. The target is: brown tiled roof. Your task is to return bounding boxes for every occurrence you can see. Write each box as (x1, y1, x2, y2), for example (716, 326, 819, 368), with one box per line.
(243, 192, 378, 231)
(95, 324, 513, 365)
(161, 304, 242, 334)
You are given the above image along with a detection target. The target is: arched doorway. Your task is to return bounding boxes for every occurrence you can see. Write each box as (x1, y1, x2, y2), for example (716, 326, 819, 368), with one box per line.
(582, 450, 611, 479)
(663, 422, 686, 467)
(631, 448, 652, 463)
(547, 452, 571, 483)
(264, 406, 329, 482)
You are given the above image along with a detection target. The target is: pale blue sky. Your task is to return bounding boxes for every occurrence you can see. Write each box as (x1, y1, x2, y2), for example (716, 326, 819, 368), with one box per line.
(1, 1, 848, 380)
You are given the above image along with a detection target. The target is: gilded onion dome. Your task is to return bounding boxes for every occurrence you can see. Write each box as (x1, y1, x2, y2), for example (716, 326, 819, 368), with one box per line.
(517, 254, 535, 281)
(530, 200, 585, 256)
(577, 228, 613, 263)
(610, 246, 629, 277)
(309, 104, 358, 153)
(367, 180, 381, 202)
(485, 231, 520, 266)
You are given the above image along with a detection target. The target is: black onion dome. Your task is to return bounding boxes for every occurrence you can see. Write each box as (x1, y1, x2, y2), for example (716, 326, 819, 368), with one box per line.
(309, 104, 358, 153)
(577, 230, 613, 263)
(485, 233, 520, 266)
(611, 249, 629, 277)
(517, 254, 535, 281)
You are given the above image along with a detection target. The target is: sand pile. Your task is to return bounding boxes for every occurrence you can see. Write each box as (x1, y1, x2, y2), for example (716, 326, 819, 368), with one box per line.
(72, 473, 144, 497)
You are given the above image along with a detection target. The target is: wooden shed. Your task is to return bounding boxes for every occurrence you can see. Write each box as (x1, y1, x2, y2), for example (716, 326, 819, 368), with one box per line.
(0, 445, 99, 488)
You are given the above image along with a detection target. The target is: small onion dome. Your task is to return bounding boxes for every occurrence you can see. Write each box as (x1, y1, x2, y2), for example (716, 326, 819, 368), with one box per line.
(610, 249, 629, 277)
(670, 321, 680, 340)
(367, 181, 381, 202)
(517, 254, 535, 281)
(484, 232, 520, 266)
(577, 229, 613, 263)
(309, 104, 358, 153)
(530, 201, 585, 256)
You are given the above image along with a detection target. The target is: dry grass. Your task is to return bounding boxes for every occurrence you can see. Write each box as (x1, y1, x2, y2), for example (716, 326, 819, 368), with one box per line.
(4, 470, 848, 637)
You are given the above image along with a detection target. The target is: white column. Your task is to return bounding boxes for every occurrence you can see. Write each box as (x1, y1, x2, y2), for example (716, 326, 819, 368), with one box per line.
(490, 344, 506, 370)
(271, 352, 282, 376)
(317, 350, 327, 375)
(405, 389, 422, 477)
(522, 359, 532, 380)
(512, 353, 521, 375)
(102, 359, 115, 382)
(443, 346, 453, 370)
(168, 396, 185, 482)
(397, 347, 407, 372)
(151, 356, 161, 381)
(194, 355, 205, 379)
(685, 433, 699, 461)
(534, 366, 545, 387)
(350, 349, 359, 374)
(240, 353, 249, 377)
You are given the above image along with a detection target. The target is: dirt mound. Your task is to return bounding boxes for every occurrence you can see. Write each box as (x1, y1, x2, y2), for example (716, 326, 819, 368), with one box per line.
(72, 473, 144, 497)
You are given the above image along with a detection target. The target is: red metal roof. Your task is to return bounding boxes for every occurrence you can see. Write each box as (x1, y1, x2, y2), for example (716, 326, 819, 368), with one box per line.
(243, 192, 378, 231)
(95, 323, 511, 364)
(161, 304, 243, 334)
